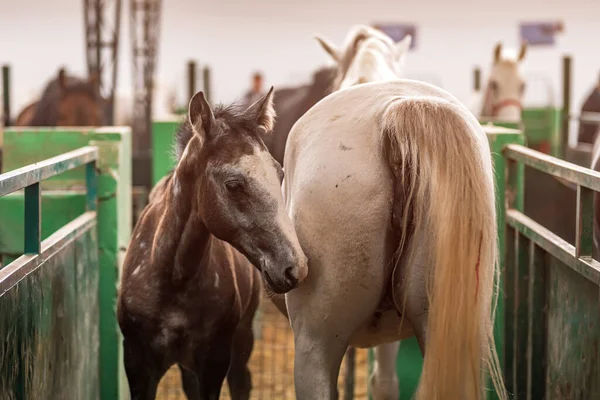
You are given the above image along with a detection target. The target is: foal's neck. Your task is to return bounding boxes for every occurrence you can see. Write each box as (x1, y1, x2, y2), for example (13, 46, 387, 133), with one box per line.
(152, 169, 212, 283)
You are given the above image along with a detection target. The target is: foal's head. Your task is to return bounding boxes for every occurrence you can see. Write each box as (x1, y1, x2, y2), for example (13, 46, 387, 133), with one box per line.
(174, 89, 308, 294)
(481, 42, 527, 121)
(315, 25, 412, 90)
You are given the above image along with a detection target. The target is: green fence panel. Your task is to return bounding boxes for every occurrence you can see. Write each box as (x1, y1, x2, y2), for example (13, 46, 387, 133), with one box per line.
(0, 192, 86, 264)
(152, 119, 182, 186)
(522, 107, 562, 156)
(504, 144, 600, 399)
(0, 127, 131, 400)
(0, 224, 99, 399)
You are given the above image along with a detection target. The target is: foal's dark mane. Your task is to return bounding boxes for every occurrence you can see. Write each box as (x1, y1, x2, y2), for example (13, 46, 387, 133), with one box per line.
(174, 104, 260, 161)
(29, 75, 102, 126)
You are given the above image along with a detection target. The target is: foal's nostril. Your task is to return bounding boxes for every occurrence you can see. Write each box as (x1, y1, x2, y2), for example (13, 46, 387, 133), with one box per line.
(284, 267, 299, 287)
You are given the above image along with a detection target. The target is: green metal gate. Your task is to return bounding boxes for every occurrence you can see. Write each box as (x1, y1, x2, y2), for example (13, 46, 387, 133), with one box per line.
(0, 147, 100, 399)
(503, 144, 600, 399)
(0, 127, 132, 400)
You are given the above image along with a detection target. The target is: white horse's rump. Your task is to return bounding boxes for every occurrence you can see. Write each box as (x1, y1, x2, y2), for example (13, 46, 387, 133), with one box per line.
(284, 25, 506, 400)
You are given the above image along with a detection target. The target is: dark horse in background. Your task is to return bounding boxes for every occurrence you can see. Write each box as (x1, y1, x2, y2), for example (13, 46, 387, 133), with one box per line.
(0, 68, 106, 173)
(14, 68, 106, 127)
(265, 66, 336, 164)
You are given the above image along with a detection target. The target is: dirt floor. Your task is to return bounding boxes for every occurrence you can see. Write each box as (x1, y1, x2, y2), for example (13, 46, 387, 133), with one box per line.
(156, 297, 370, 399)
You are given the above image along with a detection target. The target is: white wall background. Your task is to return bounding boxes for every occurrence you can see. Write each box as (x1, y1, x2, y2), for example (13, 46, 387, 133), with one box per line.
(0, 0, 599, 116)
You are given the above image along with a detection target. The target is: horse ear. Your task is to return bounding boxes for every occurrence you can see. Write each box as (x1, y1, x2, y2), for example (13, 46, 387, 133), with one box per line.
(493, 43, 502, 63)
(315, 36, 341, 62)
(188, 91, 215, 140)
(518, 41, 527, 62)
(395, 35, 412, 62)
(58, 68, 67, 90)
(244, 86, 275, 136)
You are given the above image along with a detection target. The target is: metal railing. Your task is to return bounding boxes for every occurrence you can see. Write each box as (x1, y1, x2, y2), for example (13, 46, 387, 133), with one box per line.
(0, 146, 98, 294)
(503, 143, 600, 399)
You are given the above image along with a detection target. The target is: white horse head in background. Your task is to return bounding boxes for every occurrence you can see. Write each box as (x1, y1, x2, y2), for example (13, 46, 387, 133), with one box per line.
(315, 25, 412, 89)
(479, 42, 527, 122)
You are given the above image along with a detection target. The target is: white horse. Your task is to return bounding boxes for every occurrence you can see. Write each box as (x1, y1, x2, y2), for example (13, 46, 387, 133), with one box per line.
(283, 25, 507, 400)
(471, 42, 527, 122)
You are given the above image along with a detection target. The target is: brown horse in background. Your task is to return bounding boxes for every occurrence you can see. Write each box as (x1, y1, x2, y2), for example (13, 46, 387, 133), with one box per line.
(14, 68, 105, 127)
(266, 66, 335, 164)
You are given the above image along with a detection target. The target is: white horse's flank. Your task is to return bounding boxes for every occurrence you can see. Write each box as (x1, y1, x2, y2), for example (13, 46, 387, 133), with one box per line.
(475, 42, 527, 122)
(284, 25, 506, 400)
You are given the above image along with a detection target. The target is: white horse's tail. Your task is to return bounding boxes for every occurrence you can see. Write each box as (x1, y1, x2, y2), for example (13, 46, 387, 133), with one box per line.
(380, 97, 507, 400)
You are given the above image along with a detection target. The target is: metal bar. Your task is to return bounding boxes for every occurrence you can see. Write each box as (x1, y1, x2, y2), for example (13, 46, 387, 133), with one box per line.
(506, 209, 600, 285)
(2, 65, 10, 127)
(24, 183, 41, 254)
(474, 67, 481, 92)
(576, 186, 594, 258)
(0, 146, 98, 196)
(86, 161, 98, 211)
(561, 55, 571, 158)
(504, 144, 600, 192)
(526, 243, 547, 400)
(514, 232, 529, 398)
(188, 60, 196, 101)
(203, 66, 212, 104)
(0, 212, 97, 295)
(569, 112, 600, 124)
(504, 225, 517, 394)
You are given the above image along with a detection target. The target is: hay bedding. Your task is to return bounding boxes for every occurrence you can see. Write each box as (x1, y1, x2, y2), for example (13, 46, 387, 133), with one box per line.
(156, 297, 369, 399)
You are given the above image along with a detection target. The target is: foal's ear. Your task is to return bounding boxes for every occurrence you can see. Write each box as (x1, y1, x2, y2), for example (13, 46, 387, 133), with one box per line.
(518, 41, 527, 62)
(493, 42, 503, 63)
(315, 35, 341, 62)
(244, 86, 276, 136)
(188, 91, 215, 139)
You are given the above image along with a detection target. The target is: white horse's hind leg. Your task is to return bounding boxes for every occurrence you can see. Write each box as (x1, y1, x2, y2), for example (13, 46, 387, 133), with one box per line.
(370, 342, 400, 400)
(286, 256, 385, 400)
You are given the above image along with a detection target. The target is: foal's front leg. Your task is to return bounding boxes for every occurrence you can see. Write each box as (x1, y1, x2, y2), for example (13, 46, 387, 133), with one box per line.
(190, 336, 234, 400)
(123, 339, 167, 400)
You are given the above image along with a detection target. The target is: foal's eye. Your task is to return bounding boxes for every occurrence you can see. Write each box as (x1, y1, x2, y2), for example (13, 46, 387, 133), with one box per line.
(520, 82, 526, 94)
(225, 180, 245, 193)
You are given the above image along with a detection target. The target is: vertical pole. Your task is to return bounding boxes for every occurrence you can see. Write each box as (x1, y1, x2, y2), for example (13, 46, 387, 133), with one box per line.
(2, 65, 11, 127)
(203, 66, 212, 104)
(561, 56, 572, 157)
(24, 183, 41, 254)
(575, 185, 594, 258)
(474, 66, 481, 92)
(86, 160, 98, 212)
(187, 60, 196, 101)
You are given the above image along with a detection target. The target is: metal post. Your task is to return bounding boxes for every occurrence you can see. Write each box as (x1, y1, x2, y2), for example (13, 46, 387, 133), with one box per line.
(474, 66, 481, 92)
(187, 60, 196, 100)
(24, 183, 41, 254)
(561, 55, 572, 157)
(2, 65, 10, 127)
(202, 66, 212, 104)
(86, 161, 98, 212)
